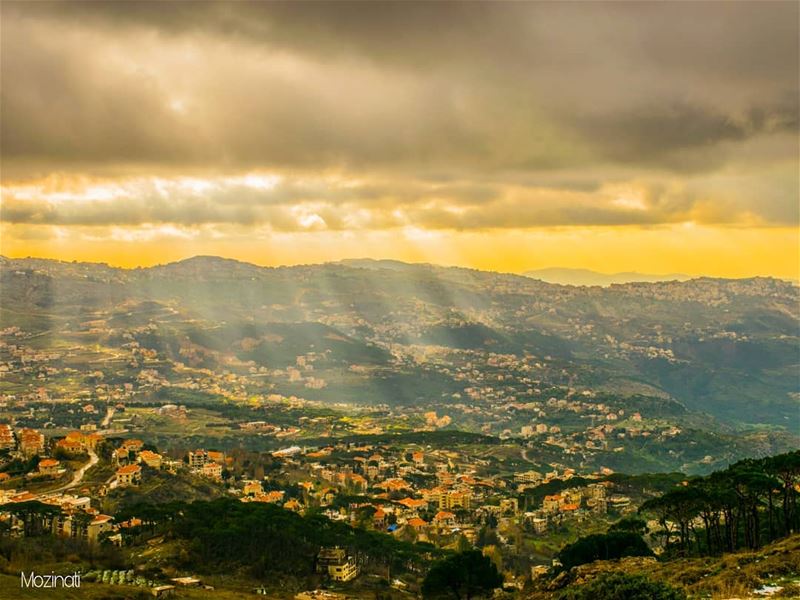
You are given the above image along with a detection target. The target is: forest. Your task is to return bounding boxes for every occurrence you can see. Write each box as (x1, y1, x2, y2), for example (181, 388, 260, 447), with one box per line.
(639, 451, 800, 556)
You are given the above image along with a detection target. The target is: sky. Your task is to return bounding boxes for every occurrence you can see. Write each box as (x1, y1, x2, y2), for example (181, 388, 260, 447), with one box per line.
(1, 1, 798, 278)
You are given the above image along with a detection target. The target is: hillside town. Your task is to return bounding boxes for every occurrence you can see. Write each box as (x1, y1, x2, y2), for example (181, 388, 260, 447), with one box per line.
(0, 407, 653, 592)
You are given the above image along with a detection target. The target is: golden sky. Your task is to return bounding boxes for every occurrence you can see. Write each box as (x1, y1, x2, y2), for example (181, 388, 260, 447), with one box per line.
(1, 2, 798, 278)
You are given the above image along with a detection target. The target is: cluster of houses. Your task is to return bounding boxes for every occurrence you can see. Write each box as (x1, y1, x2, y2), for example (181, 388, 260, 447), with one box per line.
(0, 423, 46, 458)
(229, 442, 637, 555)
(187, 449, 226, 481)
(0, 427, 116, 544)
(0, 489, 115, 545)
(111, 441, 228, 488)
(0, 425, 104, 486)
(55, 430, 103, 456)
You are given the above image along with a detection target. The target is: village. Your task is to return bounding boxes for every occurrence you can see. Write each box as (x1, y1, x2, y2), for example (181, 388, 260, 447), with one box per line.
(0, 409, 647, 594)
(0, 294, 794, 595)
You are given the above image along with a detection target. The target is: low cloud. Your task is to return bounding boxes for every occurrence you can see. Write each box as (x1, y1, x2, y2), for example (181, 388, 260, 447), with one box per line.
(2, 170, 795, 233)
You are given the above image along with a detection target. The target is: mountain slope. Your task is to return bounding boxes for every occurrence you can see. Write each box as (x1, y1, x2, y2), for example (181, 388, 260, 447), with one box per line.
(1, 256, 797, 426)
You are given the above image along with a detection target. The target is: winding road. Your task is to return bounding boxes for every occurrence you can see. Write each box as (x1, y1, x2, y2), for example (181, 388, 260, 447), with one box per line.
(41, 407, 114, 495)
(49, 447, 98, 494)
(100, 406, 115, 429)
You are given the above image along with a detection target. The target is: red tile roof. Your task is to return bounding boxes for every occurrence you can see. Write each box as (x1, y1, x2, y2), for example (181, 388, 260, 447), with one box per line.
(117, 464, 141, 475)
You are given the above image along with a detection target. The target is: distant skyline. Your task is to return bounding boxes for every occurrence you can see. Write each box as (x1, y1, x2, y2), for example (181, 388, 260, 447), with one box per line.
(1, 2, 798, 279)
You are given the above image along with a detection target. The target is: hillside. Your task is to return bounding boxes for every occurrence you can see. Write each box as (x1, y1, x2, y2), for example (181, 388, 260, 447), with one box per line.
(1, 256, 798, 428)
(531, 534, 800, 599)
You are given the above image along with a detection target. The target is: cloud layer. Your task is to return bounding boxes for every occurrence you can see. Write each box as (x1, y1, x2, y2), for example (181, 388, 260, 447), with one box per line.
(0, 1, 797, 256)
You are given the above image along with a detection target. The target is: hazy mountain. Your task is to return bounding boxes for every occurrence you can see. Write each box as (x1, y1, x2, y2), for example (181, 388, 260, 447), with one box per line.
(525, 267, 690, 286)
(1, 256, 798, 426)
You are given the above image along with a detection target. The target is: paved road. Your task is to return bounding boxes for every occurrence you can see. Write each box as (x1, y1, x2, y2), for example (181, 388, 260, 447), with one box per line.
(521, 447, 536, 464)
(48, 448, 99, 494)
(100, 406, 115, 428)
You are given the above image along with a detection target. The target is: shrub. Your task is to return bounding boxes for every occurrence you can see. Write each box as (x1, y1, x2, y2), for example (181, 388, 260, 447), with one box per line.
(556, 572, 686, 600)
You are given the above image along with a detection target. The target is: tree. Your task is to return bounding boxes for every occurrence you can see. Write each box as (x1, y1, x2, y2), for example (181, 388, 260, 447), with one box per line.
(638, 451, 800, 558)
(764, 451, 800, 536)
(556, 572, 686, 600)
(475, 526, 499, 548)
(5, 501, 62, 537)
(455, 534, 471, 553)
(556, 532, 653, 571)
(422, 550, 503, 600)
(608, 516, 648, 536)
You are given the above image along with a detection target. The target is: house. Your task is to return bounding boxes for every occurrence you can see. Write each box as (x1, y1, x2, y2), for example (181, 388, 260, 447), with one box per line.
(88, 514, 114, 543)
(55, 439, 85, 457)
(151, 585, 175, 598)
(62, 431, 103, 451)
(170, 577, 201, 587)
(500, 498, 519, 514)
(38, 458, 61, 476)
(0, 424, 14, 450)
(531, 517, 548, 534)
(188, 449, 208, 468)
(201, 462, 222, 481)
(562, 489, 582, 505)
(243, 480, 263, 497)
(317, 547, 347, 573)
(319, 487, 337, 505)
(138, 450, 163, 469)
(441, 490, 471, 510)
(609, 495, 632, 510)
(514, 470, 543, 485)
(64, 431, 85, 445)
(207, 450, 225, 464)
(373, 507, 387, 529)
(542, 495, 562, 514)
(84, 433, 103, 450)
(433, 510, 456, 527)
(406, 517, 428, 532)
(328, 557, 359, 582)
(376, 478, 410, 493)
(318, 548, 359, 582)
(256, 490, 285, 504)
(10, 491, 37, 503)
(397, 497, 428, 512)
(345, 473, 367, 493)
(119, 518, 143, 529)
(116, 464, 142, 487)
(284, 499, 302, 513)
(18, 428, 45, 457)
(587, 497, 608, 514)
(121, 439, 144, 453)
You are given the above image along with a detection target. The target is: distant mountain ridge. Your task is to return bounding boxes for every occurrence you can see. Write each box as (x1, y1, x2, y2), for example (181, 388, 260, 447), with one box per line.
(4, 255, 791, 287)
(525, 267, 691, 286)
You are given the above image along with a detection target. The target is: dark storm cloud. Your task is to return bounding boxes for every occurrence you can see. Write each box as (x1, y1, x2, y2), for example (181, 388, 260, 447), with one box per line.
(575, 99, 800, 168)
(2, 1, 797, 174)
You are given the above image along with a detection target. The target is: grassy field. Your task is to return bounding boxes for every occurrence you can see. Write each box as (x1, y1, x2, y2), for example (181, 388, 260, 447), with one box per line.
(124, 407, 234, 437)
